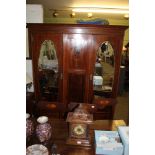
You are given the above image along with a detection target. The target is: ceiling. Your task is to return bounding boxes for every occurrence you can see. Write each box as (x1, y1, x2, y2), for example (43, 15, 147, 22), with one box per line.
(26, 0, 129, 20)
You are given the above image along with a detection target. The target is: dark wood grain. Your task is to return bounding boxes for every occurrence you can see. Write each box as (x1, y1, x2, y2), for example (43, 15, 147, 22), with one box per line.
(26, 92, 35, 115)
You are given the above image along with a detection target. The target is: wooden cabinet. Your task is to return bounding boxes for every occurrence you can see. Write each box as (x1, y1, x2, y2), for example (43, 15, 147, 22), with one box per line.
(27, 24, 128, 118)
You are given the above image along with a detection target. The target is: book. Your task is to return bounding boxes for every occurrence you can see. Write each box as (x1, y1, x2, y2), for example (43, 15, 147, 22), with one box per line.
(94, 130, 123, 155)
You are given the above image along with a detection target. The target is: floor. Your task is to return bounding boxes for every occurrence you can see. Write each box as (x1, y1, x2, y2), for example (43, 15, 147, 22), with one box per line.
(114, 91, 129, 125)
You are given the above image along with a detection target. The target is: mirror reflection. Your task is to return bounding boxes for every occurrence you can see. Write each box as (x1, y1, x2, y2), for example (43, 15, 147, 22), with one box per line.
(93, 41, 115, 97)
(38, 40, 58, 71)
(38, 40, 59, 101)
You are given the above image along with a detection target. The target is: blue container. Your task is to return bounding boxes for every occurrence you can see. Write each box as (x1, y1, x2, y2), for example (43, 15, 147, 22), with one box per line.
(76, 18, 109, 25)
(94, 130, 124, 155)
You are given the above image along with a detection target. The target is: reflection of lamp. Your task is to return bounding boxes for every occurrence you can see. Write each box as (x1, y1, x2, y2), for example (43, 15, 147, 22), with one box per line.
(49, 7, 128, 18)
(53, 10, 59, 17)
(72, 7, 129, 14)
(122, 46, 127, 51)
(124, 14, 129, 19)
(70, 12, 75, 18)
(88, 12, 93, 18)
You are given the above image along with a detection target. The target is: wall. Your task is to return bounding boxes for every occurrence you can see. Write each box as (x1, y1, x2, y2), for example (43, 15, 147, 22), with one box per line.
(26, 4, 43, 92)
(26, 60, 34, 92)
(26, 4, 43, 23)
(44, 17, 129, 46)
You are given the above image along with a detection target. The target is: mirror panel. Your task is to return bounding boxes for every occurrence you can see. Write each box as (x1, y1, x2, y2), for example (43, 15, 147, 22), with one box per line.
(93, 41, 115, 97)
(38, 40, 59, 101)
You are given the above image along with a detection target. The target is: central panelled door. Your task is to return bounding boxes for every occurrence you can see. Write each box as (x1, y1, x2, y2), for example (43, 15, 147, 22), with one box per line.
(63, 34, 95, 105)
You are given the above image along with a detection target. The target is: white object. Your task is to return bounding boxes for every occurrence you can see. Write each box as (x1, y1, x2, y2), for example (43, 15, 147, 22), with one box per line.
(77, 141, 82, 144)
(37, 116, 48, 124)
(99, 135, 109, 143)
(103, 86, 112, 91)
(91, 105, 95, 109)
(26, 60, 34, 92)
(118, 126, 129, 155)
(95, 63, 102, 67)
(26, 113, 30, 119)
(26, 73, 33, 84)
(26, 4, 43, 23)
(93, 76, 103, 86)
(26, 144, 49, 155)
(120, 66, 125, 69)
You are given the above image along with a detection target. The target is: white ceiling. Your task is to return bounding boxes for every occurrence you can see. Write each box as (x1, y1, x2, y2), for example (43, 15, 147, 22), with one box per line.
(26, 0, 129, 20)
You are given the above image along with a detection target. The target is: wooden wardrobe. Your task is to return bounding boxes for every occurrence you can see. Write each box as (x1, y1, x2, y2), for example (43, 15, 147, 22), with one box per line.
(27, 23, 128, 119)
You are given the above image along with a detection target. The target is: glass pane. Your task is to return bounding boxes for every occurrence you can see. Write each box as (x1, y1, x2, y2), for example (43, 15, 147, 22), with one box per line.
(93, 41, 115, 97)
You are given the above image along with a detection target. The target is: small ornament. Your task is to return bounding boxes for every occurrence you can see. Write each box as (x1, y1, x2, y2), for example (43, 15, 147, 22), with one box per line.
(36, 116, 52, 143)
(26, 113, 34, 138)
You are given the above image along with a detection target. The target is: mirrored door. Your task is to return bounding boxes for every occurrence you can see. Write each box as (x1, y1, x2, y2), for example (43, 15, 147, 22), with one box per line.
(31, 33, 63, 102)
(93, 41, 115, 98)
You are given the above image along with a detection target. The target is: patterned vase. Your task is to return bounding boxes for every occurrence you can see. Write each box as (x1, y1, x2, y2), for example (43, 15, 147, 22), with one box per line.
(36, 116, 52, 143)
(26, 113, 34, 138)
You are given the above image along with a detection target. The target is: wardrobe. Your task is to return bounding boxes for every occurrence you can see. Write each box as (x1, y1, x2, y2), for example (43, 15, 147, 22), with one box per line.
(27, 23, 128, 119)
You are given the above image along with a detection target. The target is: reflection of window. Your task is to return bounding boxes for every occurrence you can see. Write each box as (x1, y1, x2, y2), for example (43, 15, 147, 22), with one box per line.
(38, 40, 58, 71)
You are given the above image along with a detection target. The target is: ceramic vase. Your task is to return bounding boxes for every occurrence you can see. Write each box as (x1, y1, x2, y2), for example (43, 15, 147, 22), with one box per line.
(36, 116, 52, 143)
(26, 113, 34, 138)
